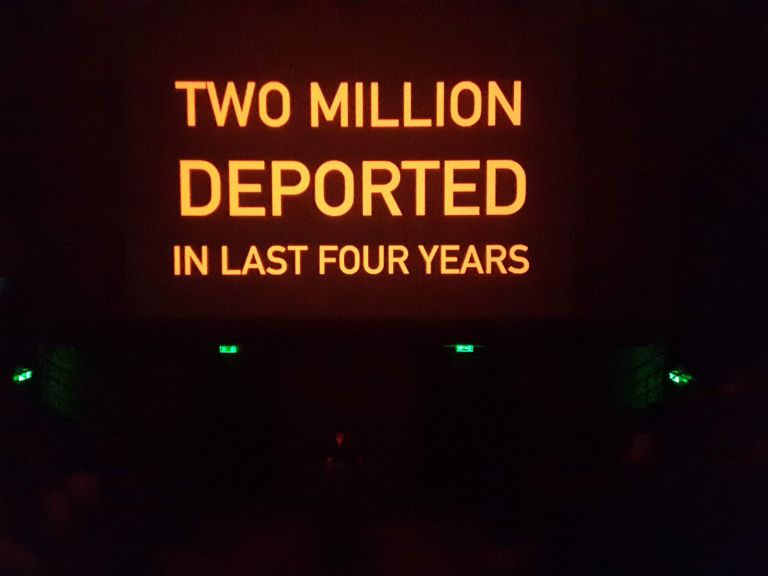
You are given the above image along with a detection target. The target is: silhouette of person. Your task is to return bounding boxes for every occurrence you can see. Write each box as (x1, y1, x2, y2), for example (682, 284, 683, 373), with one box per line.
(325, 428, 363, 469)
(320, 426, 366, 575)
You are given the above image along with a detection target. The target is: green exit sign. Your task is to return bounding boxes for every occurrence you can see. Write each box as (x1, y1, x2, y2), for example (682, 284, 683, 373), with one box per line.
(12, 368, 33, 383)
(218, 344, 239, 354)
(454, 344, 475, 353)
(668, 369, 693, 386)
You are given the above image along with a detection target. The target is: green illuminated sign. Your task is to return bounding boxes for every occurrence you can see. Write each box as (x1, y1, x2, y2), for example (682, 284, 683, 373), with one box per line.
(12, 368, 33, 383)
(668, 369, 693, 386)
(454, 344, 475, 353)
(218, 344, 239, 354)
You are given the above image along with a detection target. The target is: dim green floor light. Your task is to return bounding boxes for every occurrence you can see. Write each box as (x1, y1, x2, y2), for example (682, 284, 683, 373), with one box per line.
(668, 369, 693, 386)
(12, 368, 33, 383)
(219, 345, 239, 354)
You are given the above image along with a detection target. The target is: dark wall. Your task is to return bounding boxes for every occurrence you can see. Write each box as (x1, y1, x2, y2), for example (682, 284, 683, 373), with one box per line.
(2, 2, 764, 331)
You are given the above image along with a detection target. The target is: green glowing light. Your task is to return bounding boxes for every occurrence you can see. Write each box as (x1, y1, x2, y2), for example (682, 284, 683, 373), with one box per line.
(219, 345, 239, 354)
(454, 344, 475, 353)
(12, 368, 33, 383)
(668, 369, 694, 386)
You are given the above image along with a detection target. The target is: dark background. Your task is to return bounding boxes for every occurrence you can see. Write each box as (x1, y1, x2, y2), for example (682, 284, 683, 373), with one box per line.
(1, 2, 767, 575)
(2, 1, 765, 327)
